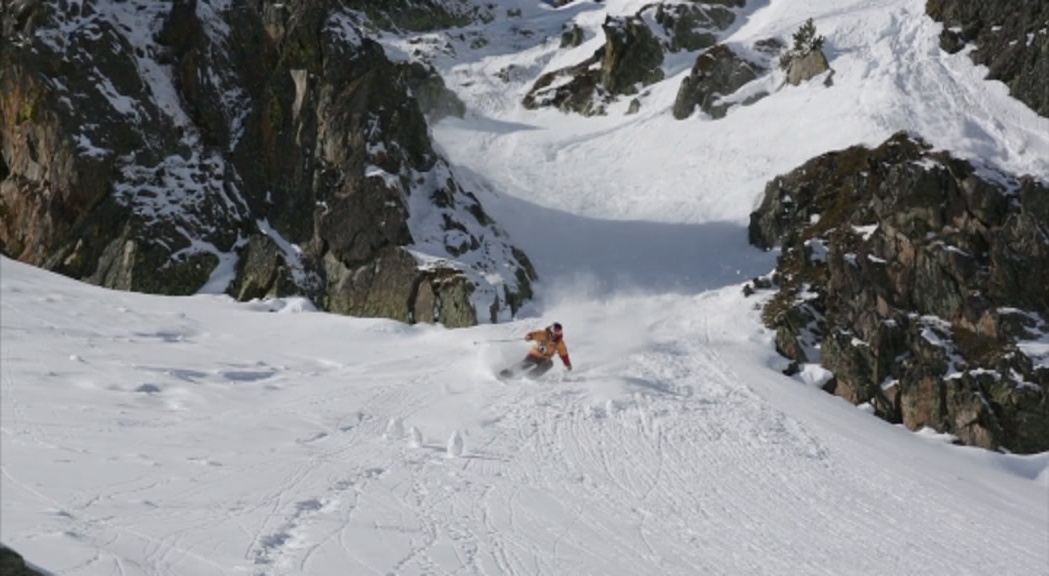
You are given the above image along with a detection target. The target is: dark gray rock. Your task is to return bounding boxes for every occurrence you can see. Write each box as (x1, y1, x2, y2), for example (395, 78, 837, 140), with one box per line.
(522, 50, 607, 115)
(650, 2, 729, 53)
(600, 15, 665, 95)
(750, 131, 1049, 453)
(229, 234, 304, 302)
(0, 0, 535, 325)
(323, 247, 419, 323)
(672, 44, 763, 119)
(524, 11, 666, 114)
(0, 545, 46, 576)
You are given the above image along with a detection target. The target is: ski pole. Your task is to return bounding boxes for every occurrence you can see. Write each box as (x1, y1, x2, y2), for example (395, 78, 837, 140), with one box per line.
(472, 338, 520, 345)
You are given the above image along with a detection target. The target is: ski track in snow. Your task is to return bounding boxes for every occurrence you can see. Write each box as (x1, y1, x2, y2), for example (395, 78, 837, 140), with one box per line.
(4, 0, 1049, 574)
(2, 258, 1047, 576)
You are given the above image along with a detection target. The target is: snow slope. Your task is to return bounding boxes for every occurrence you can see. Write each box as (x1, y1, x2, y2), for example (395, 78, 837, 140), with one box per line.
(3, 257, 1047, 576)
(3, 0, 1049, 575)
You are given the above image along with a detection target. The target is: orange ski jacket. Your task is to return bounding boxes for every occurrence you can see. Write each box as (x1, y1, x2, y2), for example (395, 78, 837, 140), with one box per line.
(526, 329, 572, 369)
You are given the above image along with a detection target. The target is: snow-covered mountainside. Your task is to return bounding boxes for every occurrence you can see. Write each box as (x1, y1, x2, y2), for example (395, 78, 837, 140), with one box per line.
(389, 0, 1049, 452)
(2, 0, 1048, 574)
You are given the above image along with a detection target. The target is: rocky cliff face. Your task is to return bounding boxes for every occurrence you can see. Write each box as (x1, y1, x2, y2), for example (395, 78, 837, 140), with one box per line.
(926, 0, 1048, 117)
(749, 132, 1049, 453)
(0, 0, 533, 326)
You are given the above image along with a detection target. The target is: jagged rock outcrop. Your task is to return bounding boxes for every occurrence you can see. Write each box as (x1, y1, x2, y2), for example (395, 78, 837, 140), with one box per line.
(521, 49, 605, 115)
(926, 0, 1048, 117)
(523, 15, 662, 116)
(672, 44, 764, 119)
(601, 15, 666, 95)
(524, 1, 746, 115)
(648, 1, 741, 53)
(748, 132, 1049, 453)
(0, 0, 534, 327)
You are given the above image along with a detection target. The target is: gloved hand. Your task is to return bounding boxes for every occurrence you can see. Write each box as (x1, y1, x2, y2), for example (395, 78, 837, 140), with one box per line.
(525, 334, 532, 341)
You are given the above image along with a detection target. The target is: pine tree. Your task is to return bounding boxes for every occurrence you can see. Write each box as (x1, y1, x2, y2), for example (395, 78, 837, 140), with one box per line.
(792, 18, 825, 55)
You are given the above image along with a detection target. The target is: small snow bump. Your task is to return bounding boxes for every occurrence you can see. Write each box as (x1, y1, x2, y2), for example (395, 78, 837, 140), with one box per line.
(383, 417, 404, 440)
(446, 430, 464, 457)
(796, 363, 834, 388)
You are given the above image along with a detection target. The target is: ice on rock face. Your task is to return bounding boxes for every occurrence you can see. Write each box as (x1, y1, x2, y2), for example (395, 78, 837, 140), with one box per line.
(446, 430, 463, 458)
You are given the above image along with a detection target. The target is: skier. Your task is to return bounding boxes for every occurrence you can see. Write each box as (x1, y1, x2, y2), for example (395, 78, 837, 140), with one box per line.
(499, 322, 572, 379)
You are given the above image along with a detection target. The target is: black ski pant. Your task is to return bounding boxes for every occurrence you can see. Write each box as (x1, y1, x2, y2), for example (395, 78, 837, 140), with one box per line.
(513, 355, 554, 377)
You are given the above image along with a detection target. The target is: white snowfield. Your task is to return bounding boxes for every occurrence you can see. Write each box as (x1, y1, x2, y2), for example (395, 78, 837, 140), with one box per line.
(3, 0, 1049, 575)
(3, 258, 1047, 576)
